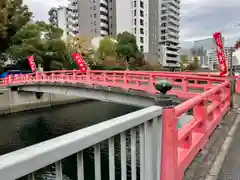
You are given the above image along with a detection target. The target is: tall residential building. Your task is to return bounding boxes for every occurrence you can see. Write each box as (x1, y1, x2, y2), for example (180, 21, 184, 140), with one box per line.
(65, 0, 180, 65)
(158, 0, 181, 67)
(48, 6, 69, 40)
(67, 0, 149, 53)
(108, 0, 149, 53)
(67, 0, 109, 37)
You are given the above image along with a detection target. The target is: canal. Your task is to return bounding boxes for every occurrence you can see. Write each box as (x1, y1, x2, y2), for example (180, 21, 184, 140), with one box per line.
(0, 100, 141, 180)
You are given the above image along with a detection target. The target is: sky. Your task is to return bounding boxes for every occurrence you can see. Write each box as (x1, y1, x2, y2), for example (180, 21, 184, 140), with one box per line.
(23, 0, 240, 48)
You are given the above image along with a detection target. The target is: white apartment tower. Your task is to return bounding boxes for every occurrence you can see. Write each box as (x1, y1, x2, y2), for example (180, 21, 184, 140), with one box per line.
(67, 0, 109, 37)
(158, 0, 180, 67)
(108, 0, 149, 53)
(66, 0, 149, 53)
(62, 0, 180, 65)
(48, 6, 69, 39)
(67, 0, 78, 36)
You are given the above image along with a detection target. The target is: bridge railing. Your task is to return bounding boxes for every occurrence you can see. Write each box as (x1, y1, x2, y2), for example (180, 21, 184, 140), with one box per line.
(0, 106, 163, 180)
(161, 81, 230, 180)
(0, 70, 226, 99)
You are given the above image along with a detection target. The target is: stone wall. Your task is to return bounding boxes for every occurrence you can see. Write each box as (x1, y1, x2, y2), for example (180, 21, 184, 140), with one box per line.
(0, 89, 86, 115)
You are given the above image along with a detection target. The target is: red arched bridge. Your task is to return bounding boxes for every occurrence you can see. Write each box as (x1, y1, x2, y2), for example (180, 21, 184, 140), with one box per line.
(0, 70, 236, 180)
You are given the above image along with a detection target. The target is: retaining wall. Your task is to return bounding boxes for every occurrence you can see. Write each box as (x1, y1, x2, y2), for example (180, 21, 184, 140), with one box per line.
(0, 89, 87, 115)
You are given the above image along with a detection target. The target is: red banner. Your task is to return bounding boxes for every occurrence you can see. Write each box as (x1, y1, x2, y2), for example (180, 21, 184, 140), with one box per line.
(27, 55, 37, 72)
(213, 32, 227, 76)
(71, 53, 88, 73)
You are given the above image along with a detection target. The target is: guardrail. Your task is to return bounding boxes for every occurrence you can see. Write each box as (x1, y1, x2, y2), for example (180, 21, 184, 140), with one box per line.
(0, 70, 226, 99)
(0, 106, 163, 180)
(161, 81, 230, 180)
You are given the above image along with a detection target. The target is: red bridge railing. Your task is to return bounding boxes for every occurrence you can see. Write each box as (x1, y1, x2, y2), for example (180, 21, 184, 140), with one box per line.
(0, 70, 231, 180)
(1, 70, 226, 99)
(161, 81, 230, 180)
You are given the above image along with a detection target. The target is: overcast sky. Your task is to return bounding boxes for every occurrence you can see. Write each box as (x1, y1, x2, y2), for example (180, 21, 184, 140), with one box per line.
(23, 0, 240, 48)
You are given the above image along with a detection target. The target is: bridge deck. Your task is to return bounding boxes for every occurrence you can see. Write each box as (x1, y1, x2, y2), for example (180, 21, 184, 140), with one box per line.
(217, 115, 240, 179)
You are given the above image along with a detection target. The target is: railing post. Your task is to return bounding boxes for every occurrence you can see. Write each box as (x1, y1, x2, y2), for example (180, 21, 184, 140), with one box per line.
(8, 75, 12, 84)
(235, 78, 240, 93)
(182, 77, 188, 93)
(149, 75, 157, 94)
(161, 108, 178, 180)
(193, 100, 207, 134)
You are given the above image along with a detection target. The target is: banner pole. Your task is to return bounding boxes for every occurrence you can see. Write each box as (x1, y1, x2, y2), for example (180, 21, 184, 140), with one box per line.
(229, 47, 234, 107)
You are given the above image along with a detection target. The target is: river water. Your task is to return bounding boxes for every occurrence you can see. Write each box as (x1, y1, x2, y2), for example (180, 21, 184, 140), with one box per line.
(0, 100, 141, 180)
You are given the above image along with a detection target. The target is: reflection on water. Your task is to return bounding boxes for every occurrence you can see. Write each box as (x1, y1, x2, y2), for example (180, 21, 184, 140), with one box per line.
(0, 100, 141, 180)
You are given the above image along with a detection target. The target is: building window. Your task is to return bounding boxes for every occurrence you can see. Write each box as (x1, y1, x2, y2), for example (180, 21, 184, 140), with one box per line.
(140, 45, 144, 52)
(134, 19, 136, 25)
(94, 13, 96, 18)
(93, 6, 96, 10)
(134, 1, 136, 7)
(140, 28, 144, 34)
(140, 19, 144, 26)
(94, 28, 97, 33)
(134, 10, 136, 16)
(94, 21, 96, 25)
(140, 10, 144, 17)
(140, 1, 144, 8)
(140, 37, 144, 43)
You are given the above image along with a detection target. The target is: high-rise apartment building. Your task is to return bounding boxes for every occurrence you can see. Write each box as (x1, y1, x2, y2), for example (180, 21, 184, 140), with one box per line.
(67, 0, 109, 37)
(158, 0, 180, 67)
(59, 0, 180, 66)
(48, 6, 69, 39)
(108, 0, 149, 53)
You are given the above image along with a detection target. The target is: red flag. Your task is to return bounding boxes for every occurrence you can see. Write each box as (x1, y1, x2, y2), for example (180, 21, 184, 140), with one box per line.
(213, 32, 227, 76)
(71, 53, 88, 73)
(27, 55, 37, 72)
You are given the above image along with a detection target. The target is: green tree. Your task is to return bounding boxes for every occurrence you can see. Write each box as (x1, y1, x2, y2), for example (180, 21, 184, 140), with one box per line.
(180, 54, 188, 71)
(97, 36, 117, 61)
(193, 56, 199, 69)
(186, 56, 199, 70)
(0, 0, 32, 58)
(116, 31, 142, 67)
(7, 22, 70, 70)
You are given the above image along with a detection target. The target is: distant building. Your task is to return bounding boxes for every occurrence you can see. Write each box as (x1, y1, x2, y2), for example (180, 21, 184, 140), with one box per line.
(48, 6, 69, 40)
(192, 38, 218, 67)
(207, 47, 238, 70)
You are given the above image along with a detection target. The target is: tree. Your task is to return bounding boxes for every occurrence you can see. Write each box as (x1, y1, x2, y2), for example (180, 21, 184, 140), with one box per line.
(116, 32, 142, 67)
(7, 22, 70, 70)
(186, 56, 199, 70)
(193, 56, 199, 69)
(0, 0, 32, 58)
(97, 36, 117, 62)
(180, 54, 188, 71)
(67, 35, 92, 59)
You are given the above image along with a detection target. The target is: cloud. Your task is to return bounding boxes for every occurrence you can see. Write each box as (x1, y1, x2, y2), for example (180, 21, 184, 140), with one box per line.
(180, 0, 240, 47)
(23, 0, 68, 22)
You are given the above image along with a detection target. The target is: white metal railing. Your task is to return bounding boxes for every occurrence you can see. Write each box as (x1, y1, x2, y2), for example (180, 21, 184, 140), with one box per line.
(0, 106, 163, 180)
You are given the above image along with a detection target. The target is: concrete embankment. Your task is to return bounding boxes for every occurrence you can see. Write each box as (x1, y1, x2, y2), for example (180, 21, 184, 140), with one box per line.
(0, 88, 88, 115)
